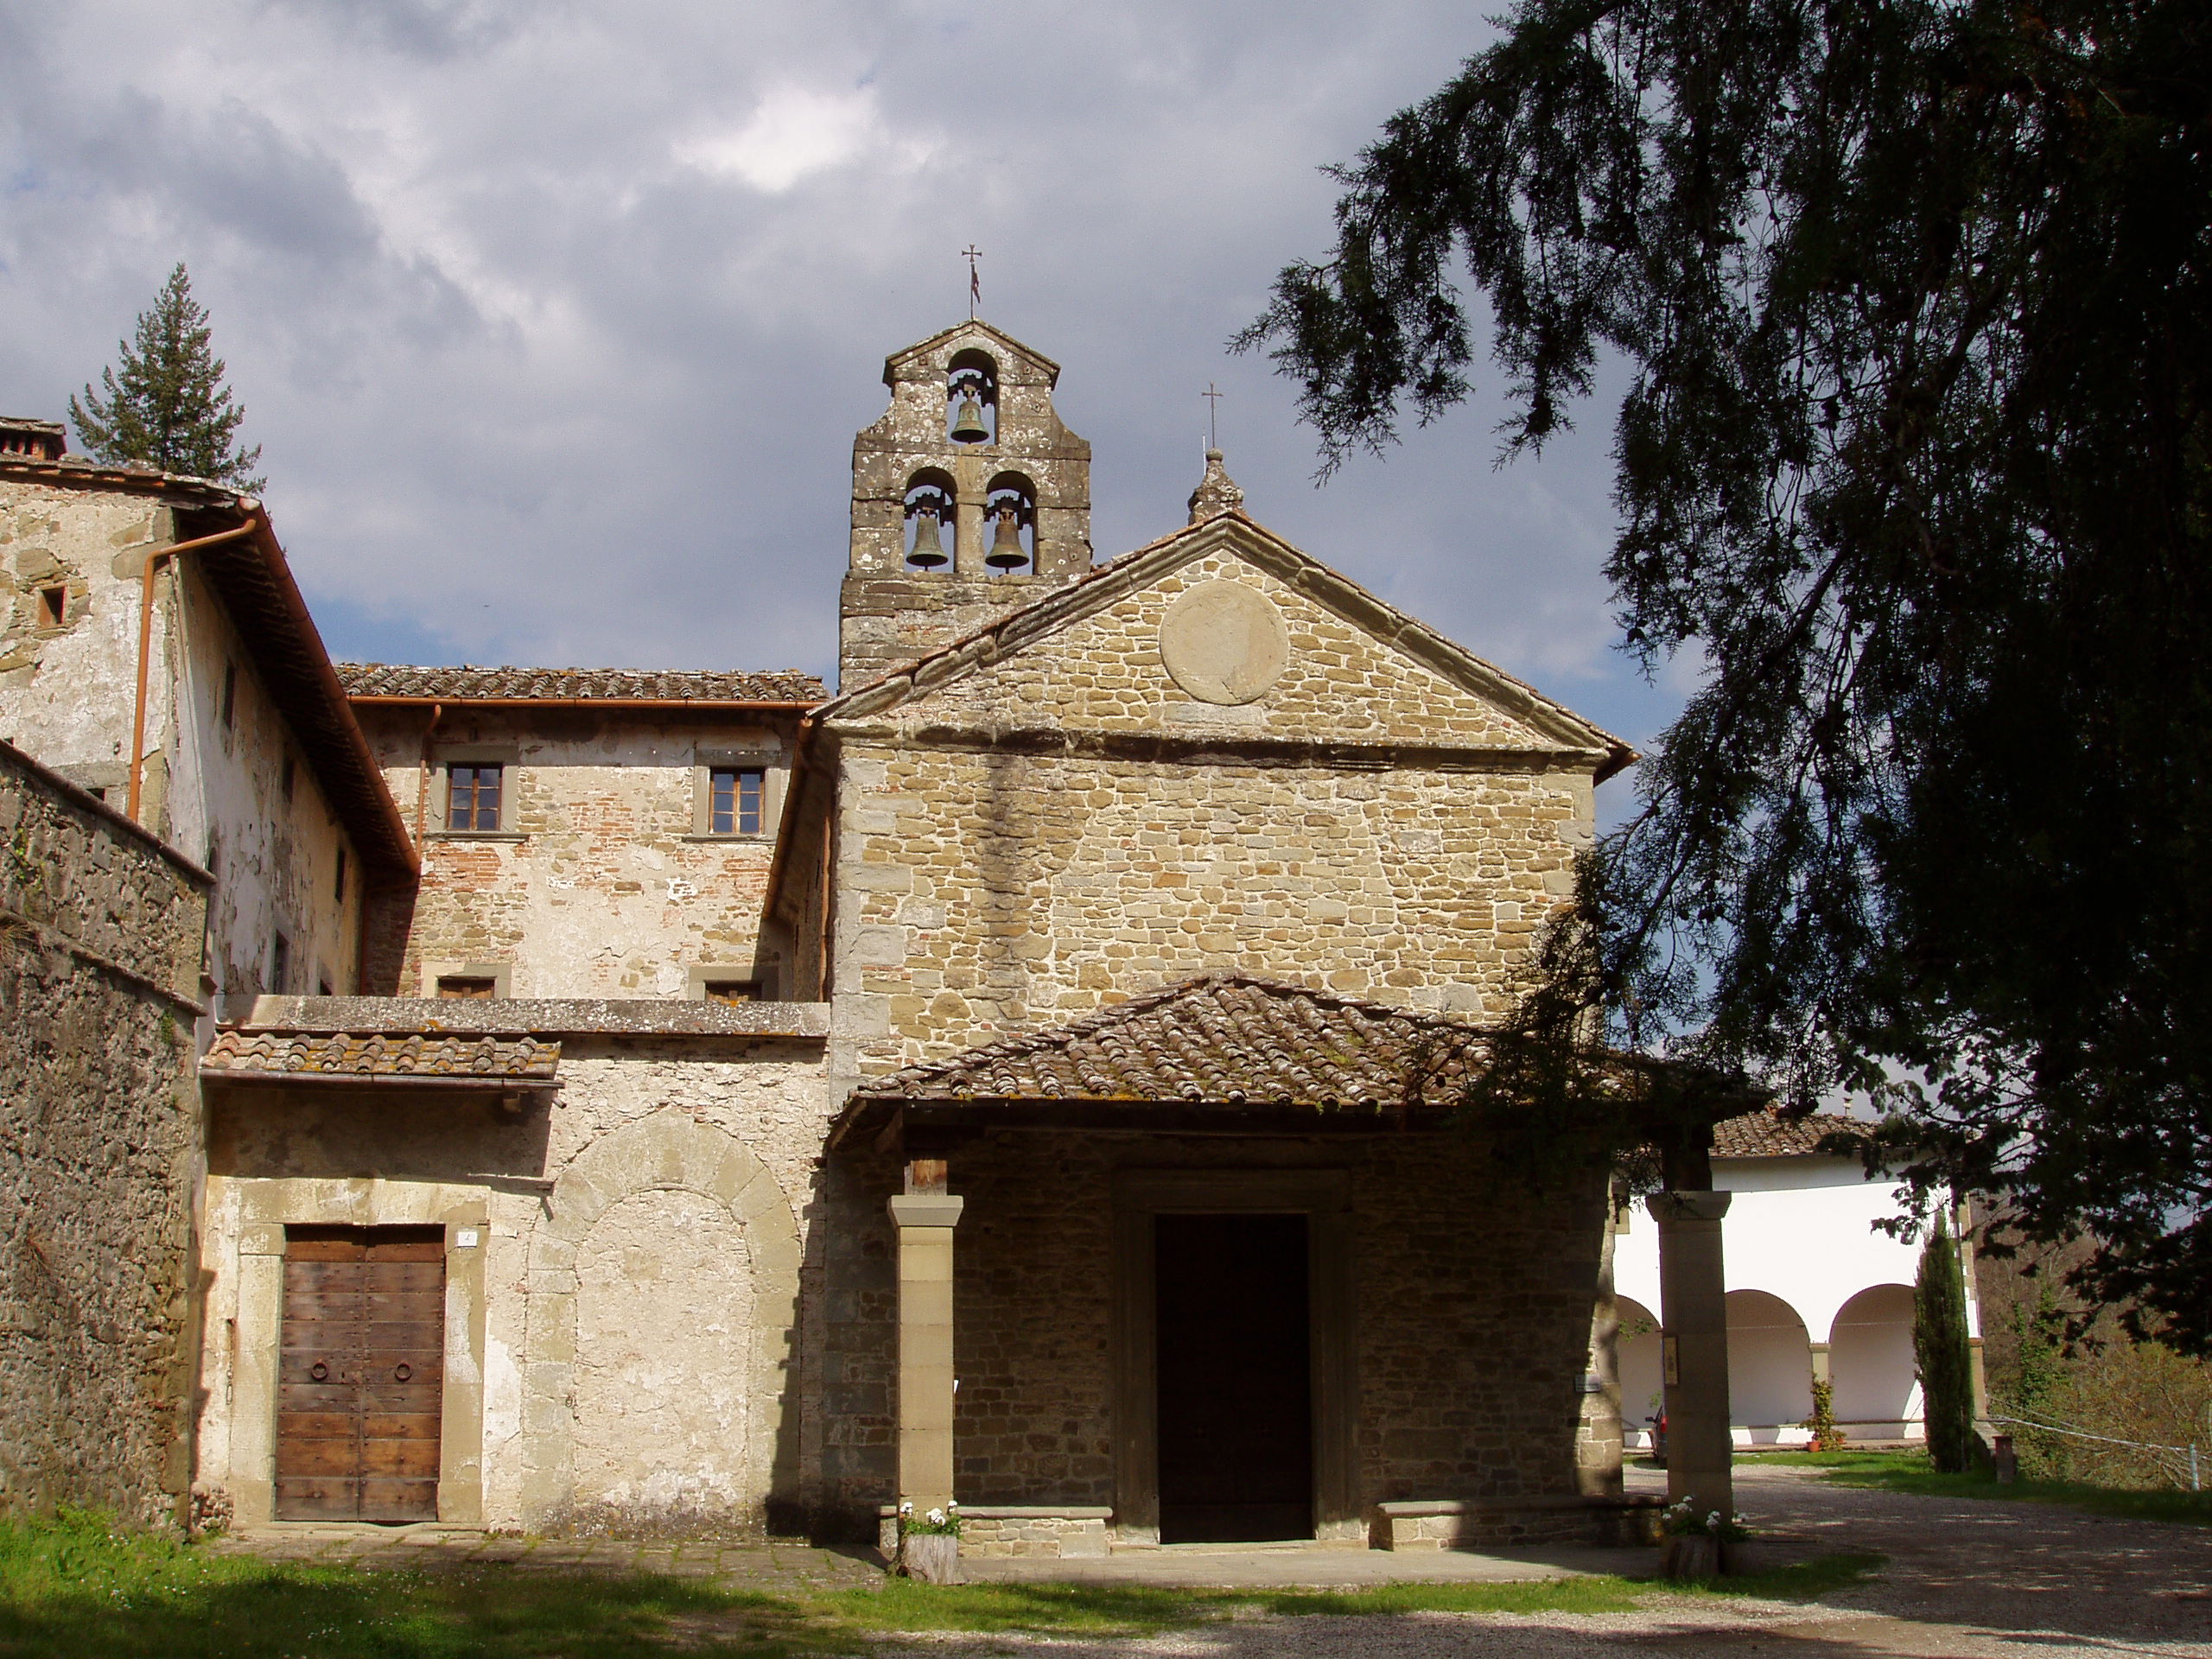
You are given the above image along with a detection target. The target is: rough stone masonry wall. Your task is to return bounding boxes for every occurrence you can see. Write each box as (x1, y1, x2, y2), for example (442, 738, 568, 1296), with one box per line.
(836, 744, 1588, 1074)
(0, 741, 208, 1527)
(818, 1128, 1611, 1530)
(827, 541, 1602, 1073)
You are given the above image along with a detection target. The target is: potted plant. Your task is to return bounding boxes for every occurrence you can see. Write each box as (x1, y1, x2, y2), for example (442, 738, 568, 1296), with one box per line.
(1660, 1498, 1751, 1579)
(897, 1499, 962, 1584)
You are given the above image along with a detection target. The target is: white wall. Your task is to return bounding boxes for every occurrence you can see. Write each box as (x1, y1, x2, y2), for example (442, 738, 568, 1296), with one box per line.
(1614, 1154, 1935, 1441)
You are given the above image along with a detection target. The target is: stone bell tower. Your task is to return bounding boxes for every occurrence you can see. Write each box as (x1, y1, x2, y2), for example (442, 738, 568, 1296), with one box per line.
(840, 321, 1092, 690)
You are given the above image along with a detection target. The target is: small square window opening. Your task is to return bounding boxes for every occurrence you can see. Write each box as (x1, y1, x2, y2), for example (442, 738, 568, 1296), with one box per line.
(448, 763, 503, 832)
(35, 586, 67, 627)
(436, 976, 498, 999)
(702, 980, 761, 1004)
(709, 766, 765, 836)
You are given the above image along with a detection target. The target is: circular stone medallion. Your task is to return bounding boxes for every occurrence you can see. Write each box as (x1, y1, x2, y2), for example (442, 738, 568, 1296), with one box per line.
(1159, 580, 1291, 705)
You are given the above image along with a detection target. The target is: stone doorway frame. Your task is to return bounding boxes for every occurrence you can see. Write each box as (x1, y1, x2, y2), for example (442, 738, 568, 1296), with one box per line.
(1110, 1168, 1358, 1546)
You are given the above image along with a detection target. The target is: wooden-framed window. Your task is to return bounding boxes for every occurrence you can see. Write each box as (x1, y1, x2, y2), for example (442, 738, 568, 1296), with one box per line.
(435, 976, 498, 1000)
(702, 979, 761, 1004)
(709, 766, 765, 836)
(446, 763, 503, 832)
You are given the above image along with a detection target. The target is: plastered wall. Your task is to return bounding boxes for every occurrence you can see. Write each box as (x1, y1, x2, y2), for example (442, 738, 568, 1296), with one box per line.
(356, 709, 799, 998)
(196, 1039, 833, 1532)
(0, 479, 364, 1004)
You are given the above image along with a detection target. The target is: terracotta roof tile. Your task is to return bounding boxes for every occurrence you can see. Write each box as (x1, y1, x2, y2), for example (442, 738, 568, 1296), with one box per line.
(201, 1028, 560, 1083)
(853, 974, 1486, 1109)
(336, 663, 824, 703)
(1711, 1105, 1869, 1157)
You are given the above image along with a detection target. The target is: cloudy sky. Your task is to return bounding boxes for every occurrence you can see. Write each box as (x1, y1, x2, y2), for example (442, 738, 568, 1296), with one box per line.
(1, 0, 1686, 769)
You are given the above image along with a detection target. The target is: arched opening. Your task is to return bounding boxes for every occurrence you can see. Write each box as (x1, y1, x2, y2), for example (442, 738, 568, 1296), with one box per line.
(902, 469, 956, 572)
(1830, 1284, 1921, 1433)
(982, 471, 1036, 575)
(1726, 1288, 1813, 1437)
(1617, 1295, 1664, 1446)
(947, 349, 998, 445)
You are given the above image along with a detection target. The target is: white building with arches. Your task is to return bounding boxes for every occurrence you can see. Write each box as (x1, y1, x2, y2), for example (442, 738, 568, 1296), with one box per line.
(1614, 1109, 1973, 1449)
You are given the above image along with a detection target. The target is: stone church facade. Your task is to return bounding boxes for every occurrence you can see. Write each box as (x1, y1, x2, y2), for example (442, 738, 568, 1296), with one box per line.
(4, 321, 1719, 1553)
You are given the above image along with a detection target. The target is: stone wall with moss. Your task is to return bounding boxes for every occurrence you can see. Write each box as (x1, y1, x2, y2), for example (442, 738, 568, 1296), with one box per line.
(0, 740, 208, 1528)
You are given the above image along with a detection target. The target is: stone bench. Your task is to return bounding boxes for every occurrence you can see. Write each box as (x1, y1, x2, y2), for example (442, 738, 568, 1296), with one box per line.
(1371, 1493, 1666, 1551)
(877, 1504, 1113, 1560)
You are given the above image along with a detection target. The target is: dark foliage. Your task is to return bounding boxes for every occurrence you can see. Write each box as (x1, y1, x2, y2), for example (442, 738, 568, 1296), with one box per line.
(71, 264, 264, 492)
(1914, 1213, 1977, 1471)
(1241, 0, 2212, 1349)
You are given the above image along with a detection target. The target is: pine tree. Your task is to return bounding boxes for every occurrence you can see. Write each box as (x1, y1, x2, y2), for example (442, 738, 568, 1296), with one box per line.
(69, 264, 264, 492)
(1916, 1212, 1977, 1473)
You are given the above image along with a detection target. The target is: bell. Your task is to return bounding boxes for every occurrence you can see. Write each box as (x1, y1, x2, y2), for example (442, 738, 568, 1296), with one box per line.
(906, 506, 948, 569)
(950, 390, 989, 442)
(986, 504, 1028, 570)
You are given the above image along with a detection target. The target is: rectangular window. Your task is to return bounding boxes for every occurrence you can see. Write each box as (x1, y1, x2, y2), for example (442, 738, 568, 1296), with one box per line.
(334, 848, 347, 901)
(280, 754, 296, 802)
(702, 979, 761, 1004)
(270, 934, 290, 994)
(436, 976, 498, 999)
(709, 766, 765, 836)
(35, 586, 66, 627)
(220, 663, 238, 729)
(447, 763, 503, 832)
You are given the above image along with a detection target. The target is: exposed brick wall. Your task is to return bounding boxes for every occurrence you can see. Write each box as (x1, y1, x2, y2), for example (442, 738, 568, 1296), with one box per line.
(0, 741, 208, 1528)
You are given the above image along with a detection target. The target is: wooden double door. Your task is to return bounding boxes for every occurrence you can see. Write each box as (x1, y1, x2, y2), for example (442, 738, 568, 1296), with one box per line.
(276, 1226, 446, 1522)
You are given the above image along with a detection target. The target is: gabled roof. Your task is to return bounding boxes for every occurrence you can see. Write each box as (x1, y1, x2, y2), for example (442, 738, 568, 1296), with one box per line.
(830, 974, 1488, 1147)
(201, 1027, 560, 1086)
(814, 509, 1636, 779)
(339, 663, 823, 705)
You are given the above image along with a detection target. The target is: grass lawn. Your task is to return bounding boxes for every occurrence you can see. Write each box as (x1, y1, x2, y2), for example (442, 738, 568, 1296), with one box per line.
(0, 1510, 1885, 1658)
(1736, 1448, 2212, 1527)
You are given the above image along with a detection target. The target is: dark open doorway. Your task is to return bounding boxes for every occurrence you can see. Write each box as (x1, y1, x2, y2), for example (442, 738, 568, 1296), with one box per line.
(1154, 1212, 1313, 1543)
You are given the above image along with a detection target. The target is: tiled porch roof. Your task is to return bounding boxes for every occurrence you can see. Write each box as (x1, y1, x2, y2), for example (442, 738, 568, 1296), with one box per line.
(201, 1028, 560, 1085)
(1711, 1105, 1870, 1158)
(850, 974, 1487, 1112)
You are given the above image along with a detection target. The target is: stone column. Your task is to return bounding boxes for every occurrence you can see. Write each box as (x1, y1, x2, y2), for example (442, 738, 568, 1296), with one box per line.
(888, 1189, 964, 1513)
(1808, 1341, 1832, 1386)
(1650, 1189, 1732, 1521)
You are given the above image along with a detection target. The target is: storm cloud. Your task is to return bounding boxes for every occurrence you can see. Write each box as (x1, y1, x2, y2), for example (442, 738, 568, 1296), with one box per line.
(0, 1, 1681, 757)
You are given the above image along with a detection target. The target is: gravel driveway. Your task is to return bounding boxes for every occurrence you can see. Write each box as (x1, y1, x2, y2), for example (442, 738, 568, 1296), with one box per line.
(880, 1466, 2212, 1659)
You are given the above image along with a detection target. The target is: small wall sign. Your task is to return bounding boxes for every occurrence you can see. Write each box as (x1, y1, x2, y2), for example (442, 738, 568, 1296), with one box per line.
(1662, 1335, 1680, 1387)
(455, 1228, 480, 1249)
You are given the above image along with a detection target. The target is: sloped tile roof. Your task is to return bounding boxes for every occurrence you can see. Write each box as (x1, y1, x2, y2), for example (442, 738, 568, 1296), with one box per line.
(853, 974, 1487, 1109)
(1711, 1105, 1870, 1157)
(336, 663, 824, 703)
(202, 1028, 560, 1083)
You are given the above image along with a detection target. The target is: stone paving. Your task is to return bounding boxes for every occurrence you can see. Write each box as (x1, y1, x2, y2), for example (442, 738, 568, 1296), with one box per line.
(211, 1466, 2212, 1657)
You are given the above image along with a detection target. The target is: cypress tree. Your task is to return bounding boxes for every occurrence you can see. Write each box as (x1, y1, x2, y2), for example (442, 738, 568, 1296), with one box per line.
(1916, 1211, 1977, 1473)
(70, 264, 264, 491)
